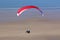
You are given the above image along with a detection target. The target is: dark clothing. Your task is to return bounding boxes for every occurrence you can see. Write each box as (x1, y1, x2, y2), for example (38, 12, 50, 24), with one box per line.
(26, 30, 30, 33)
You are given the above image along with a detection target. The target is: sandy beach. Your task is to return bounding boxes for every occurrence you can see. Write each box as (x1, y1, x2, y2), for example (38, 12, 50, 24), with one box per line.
(0, 18, 60, 40)
(0, 8, 60, 40)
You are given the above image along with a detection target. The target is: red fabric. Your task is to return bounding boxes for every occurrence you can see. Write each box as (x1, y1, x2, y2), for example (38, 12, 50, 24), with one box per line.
(17, 6, 40, 14)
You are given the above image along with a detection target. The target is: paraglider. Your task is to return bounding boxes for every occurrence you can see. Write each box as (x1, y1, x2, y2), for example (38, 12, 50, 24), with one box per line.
(17, 5, 44, 16)
(17, 5, 44, 34)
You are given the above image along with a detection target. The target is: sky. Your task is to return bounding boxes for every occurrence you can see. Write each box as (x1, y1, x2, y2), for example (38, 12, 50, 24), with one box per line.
(0, 0, 60, 8)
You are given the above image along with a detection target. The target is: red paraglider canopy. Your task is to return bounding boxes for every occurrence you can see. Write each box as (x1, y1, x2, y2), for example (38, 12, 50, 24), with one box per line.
(17, 5, 43, 16)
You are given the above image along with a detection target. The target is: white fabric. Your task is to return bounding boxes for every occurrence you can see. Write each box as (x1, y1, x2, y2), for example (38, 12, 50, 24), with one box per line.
(17, 9, 28, 16)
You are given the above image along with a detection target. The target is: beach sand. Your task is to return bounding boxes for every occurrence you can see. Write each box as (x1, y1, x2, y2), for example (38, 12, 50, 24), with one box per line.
(0, 18, 60, 40)
(0, 9, 60, 40)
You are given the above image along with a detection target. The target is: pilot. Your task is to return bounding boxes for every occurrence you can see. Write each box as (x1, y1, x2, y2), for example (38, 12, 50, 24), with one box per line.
(26, 30, 30, 34)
